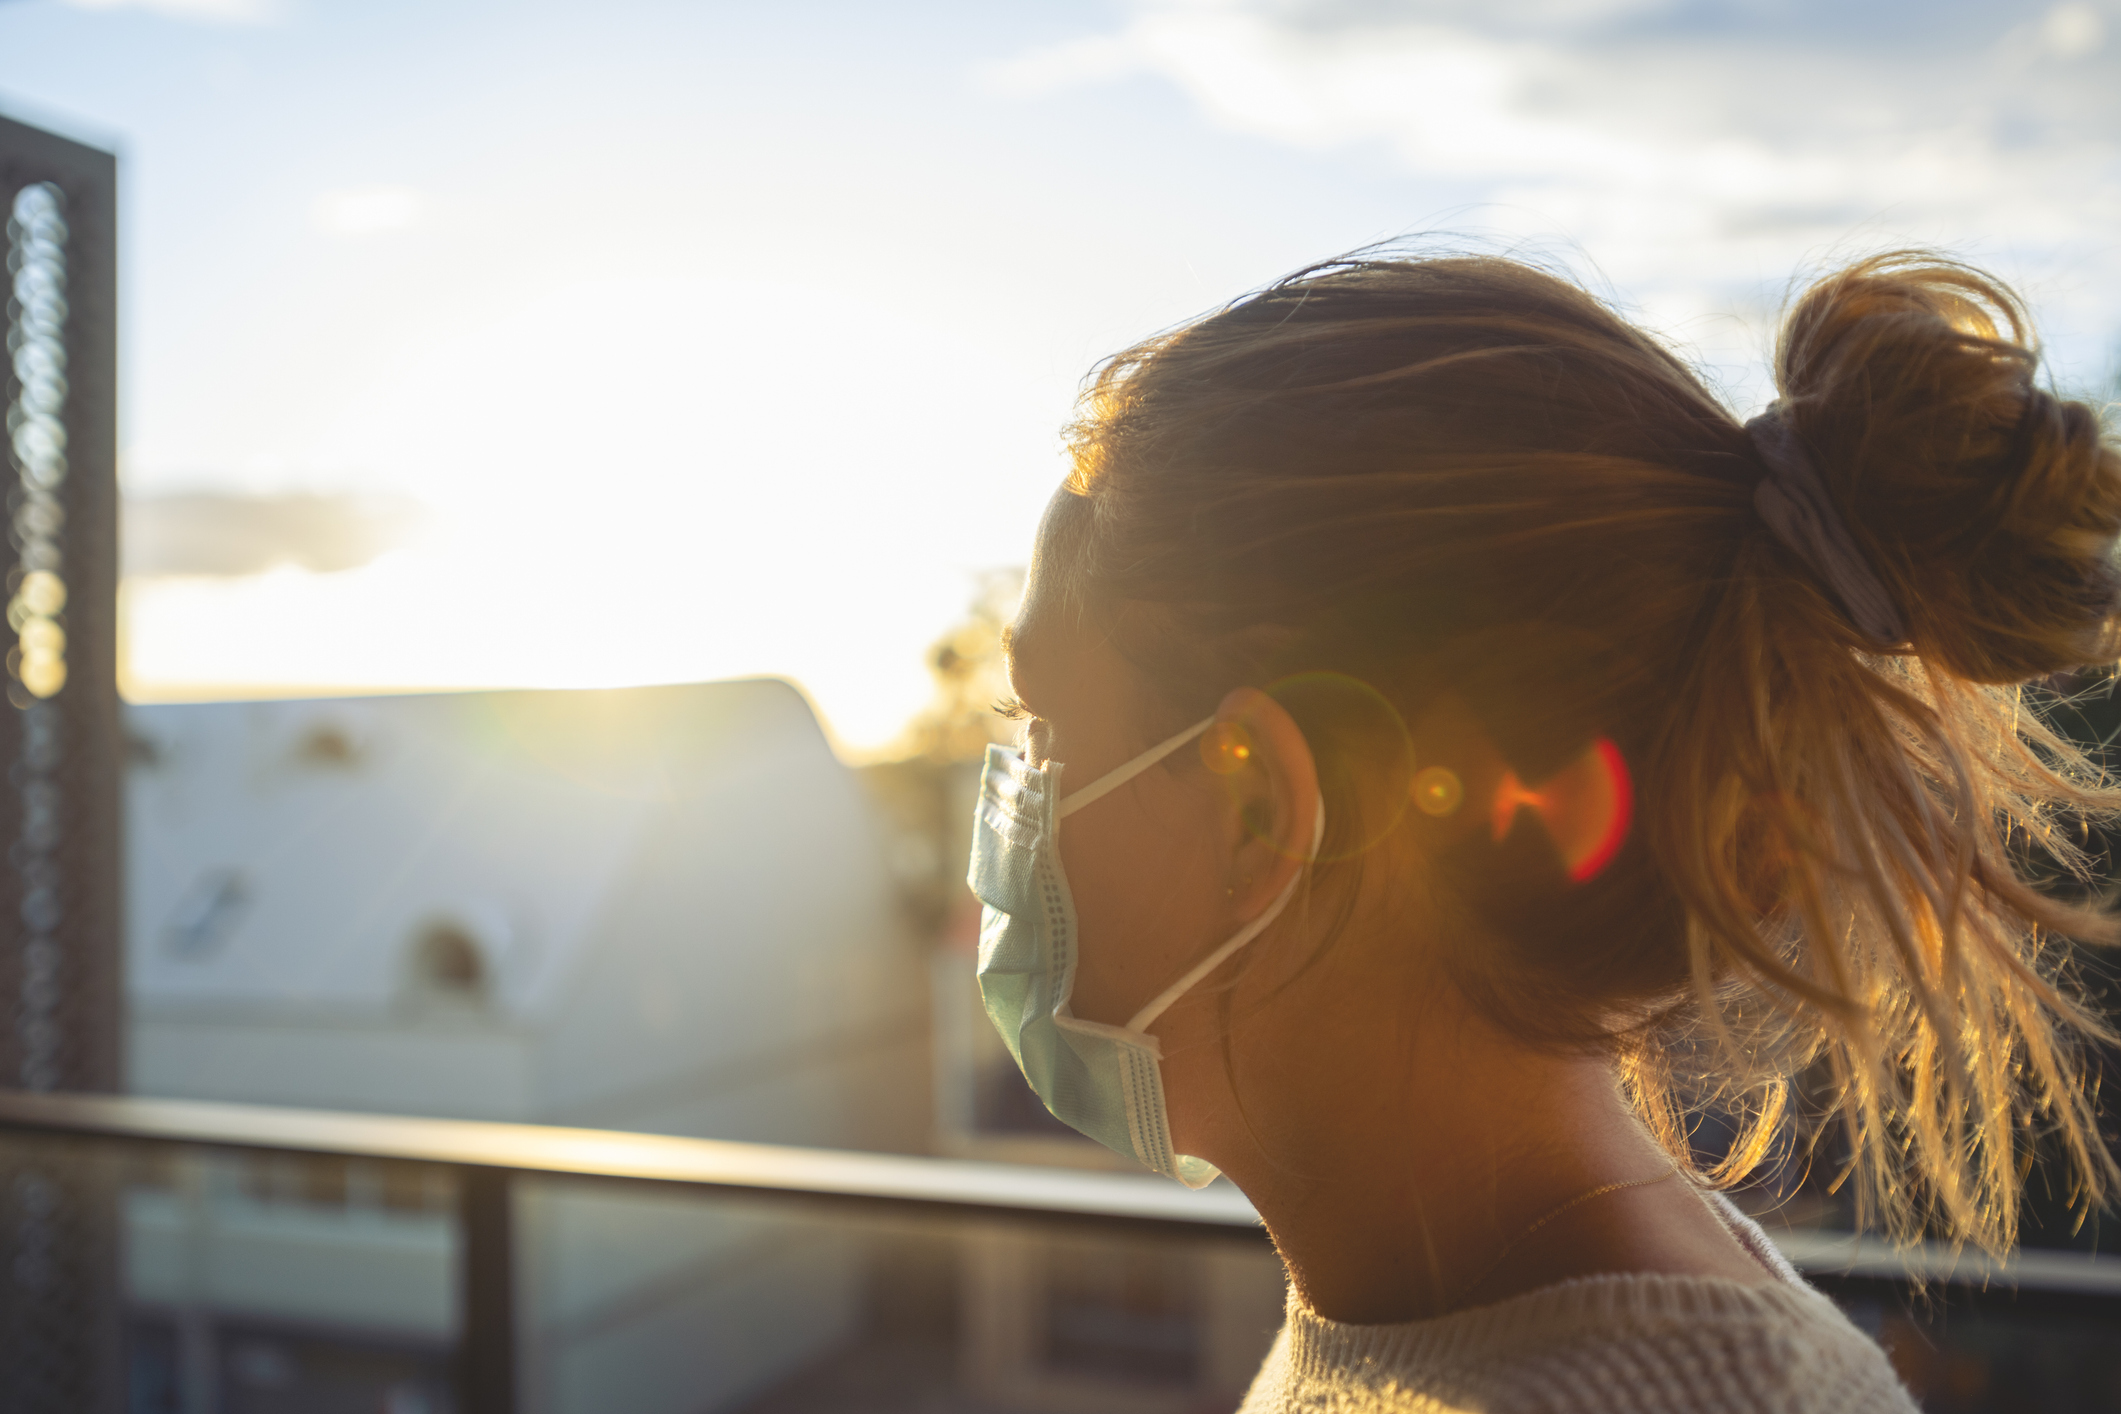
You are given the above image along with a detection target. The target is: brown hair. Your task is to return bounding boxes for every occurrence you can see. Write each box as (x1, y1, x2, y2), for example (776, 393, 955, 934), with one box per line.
(1059, 247, 2121, 1254)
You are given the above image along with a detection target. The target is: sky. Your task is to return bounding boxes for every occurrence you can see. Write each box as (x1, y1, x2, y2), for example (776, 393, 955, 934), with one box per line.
(3, 0, 2119, 755)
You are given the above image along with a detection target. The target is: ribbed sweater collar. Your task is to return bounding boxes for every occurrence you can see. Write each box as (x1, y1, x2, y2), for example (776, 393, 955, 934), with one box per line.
(1281, 1268, 1846, 1385)
(1279, 1191, 1846, 1383)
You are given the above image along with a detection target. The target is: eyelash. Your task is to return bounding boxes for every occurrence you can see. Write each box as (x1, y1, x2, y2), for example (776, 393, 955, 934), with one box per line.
(993, 696, 1031, 721)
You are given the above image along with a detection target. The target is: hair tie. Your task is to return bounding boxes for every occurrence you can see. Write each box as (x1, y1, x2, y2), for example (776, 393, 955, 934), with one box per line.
(1746, 403, 1907, 649)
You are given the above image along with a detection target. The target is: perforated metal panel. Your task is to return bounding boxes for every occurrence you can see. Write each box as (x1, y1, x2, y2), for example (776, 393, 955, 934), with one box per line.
(0, 113, 123, 1414)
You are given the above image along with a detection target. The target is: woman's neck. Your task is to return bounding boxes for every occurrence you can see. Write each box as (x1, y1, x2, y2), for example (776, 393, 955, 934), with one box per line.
(1170, 960, 1774, 1324)
(1248, 1053, 1668, 1322)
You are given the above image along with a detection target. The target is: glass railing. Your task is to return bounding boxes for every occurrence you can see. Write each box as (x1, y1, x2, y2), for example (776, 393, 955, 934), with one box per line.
(3, 1089, 2118, 1414)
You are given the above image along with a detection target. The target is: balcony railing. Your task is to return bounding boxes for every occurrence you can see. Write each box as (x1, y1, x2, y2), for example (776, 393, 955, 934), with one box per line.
(2, 1089, 2117, 1414)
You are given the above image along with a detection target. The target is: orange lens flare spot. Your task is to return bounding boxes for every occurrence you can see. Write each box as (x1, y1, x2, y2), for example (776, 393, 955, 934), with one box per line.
(1200, 722, 1253, 775)
(1488, 738, 1634, 884)
(1412, 766, 1463, 817)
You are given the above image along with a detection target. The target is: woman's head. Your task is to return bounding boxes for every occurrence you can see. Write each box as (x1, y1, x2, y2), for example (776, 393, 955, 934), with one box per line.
(1023, 246, 2121, 1253)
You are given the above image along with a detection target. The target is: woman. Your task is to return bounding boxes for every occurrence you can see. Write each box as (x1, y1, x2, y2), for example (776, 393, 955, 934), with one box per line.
(969, 249, 2121, 1411)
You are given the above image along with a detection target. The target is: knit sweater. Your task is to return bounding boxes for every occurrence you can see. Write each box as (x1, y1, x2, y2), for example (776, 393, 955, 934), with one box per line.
(1238, 1192, 1917, 1414)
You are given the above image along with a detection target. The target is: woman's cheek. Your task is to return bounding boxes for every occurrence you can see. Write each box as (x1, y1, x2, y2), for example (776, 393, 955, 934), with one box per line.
(1063, 816, 1194, 1028)
(1061, 808, 1222, 1029)
(1056, 822, 1133, 1027)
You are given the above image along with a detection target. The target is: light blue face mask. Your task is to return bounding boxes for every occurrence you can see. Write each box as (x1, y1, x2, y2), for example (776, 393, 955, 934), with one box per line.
(968, 717, 1323, 1189)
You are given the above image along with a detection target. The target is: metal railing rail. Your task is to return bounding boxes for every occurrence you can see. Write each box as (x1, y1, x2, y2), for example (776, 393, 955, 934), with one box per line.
(4, 1089, 2119, 1414)
(0, 1088, 1263, 1230)
(0, 1089, 1266, 1414)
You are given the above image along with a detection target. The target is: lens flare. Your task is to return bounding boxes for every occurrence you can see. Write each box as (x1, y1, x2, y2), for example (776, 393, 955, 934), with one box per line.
(1200, 721, 1253, 775)
(1262, 671, 1415, 862)
(1490, 738, 1632, 884)
(1412, 766, 1463, 817)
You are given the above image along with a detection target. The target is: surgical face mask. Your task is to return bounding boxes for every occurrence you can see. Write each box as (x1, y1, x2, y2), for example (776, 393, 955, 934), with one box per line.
(967, 716, 1323, 1188)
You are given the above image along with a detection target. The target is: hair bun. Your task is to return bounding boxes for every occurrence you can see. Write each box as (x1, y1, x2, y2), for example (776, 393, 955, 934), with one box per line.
(1770, 252, 2121, 682)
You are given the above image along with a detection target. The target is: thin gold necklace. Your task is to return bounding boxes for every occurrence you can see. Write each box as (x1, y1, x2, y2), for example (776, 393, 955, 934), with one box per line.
(1458, 1165, 1682, 1308)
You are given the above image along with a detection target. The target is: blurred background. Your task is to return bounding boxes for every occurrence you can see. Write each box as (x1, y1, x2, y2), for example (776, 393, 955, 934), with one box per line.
(4, 3, 2121, 1413)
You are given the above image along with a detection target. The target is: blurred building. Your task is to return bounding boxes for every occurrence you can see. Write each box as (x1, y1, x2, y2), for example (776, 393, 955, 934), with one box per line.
(123, 679, 932, 1413)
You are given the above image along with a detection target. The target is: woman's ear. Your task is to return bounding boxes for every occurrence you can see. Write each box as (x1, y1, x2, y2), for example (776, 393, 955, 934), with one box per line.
(1207, 686, 1321, 920)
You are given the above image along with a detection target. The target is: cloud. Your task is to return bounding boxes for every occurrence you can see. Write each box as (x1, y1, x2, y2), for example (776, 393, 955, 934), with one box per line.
(984, 0, 2121, 392)
(309, 186, 423, 237)
(60, 0, 281, 22)
(123, 493, 427, 577)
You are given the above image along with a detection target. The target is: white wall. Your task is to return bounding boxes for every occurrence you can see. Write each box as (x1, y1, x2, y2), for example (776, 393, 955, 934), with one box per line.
(125, 678, 929, 1145)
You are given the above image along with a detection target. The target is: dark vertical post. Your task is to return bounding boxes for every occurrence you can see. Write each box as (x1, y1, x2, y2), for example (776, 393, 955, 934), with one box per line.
(0, 114, 124, 1414)
(0, 116, 123, 1094)
(457, 1165, 518, 1414)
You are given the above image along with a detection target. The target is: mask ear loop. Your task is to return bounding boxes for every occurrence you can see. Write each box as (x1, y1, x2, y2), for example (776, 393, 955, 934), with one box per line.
(1057, 718, 1214, 819)
(1124, 797, 1326, 1035)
